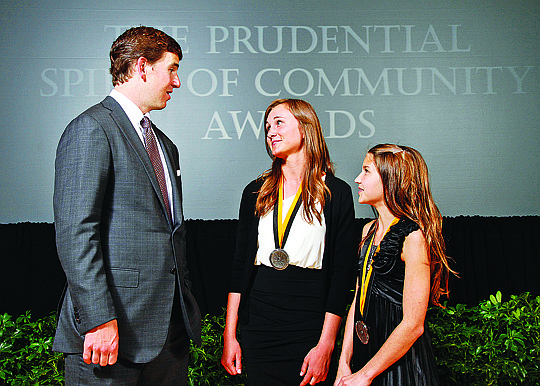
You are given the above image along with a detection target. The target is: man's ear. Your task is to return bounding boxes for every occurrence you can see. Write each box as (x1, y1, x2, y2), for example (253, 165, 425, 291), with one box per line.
(135, 57, 149, 80)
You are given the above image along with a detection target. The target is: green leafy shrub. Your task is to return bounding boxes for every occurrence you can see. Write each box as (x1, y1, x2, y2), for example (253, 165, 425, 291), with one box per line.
(188, 311, 247, 385)
(0, 310, 247, 386)
(0, 311, 63, 385)
(2, 292, 539, 385)
(428, 291, 540, 386)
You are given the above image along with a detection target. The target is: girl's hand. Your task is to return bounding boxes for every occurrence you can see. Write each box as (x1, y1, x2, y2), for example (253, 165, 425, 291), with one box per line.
(333, 362, 352, 385)
(299, 343, 333, 385)
(335, 371, 372, 386)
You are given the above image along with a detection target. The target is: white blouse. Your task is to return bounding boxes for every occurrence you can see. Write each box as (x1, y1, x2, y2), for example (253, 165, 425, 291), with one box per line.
(255, 195, 326, 269)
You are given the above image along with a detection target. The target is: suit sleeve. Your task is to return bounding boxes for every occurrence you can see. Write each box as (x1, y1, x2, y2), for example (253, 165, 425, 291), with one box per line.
(53, 113, 117, 334)
(323, 178, 357, 317)
(229, 180, 258, 293)
(165, 138, 192, 289)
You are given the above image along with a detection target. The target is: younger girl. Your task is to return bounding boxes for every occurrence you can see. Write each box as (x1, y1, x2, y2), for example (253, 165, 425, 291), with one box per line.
(335, 144, 454, 386)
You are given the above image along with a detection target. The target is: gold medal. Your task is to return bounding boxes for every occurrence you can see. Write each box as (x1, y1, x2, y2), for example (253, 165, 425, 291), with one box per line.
(269, 248, 289, 270)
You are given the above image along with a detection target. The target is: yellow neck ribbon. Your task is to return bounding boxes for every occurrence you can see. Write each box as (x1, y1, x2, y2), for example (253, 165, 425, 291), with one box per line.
(277, 180, 303, 248)
(358, 217, 399, 315)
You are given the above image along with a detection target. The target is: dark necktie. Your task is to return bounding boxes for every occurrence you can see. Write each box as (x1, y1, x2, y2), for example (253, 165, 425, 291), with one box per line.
(141, 116, 171, 220)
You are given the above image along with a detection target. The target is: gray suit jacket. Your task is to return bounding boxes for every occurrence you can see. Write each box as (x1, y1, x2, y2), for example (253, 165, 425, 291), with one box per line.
(53, 96, 201, 363)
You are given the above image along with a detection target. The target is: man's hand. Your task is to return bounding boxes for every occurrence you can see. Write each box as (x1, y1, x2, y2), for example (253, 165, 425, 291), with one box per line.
(83, 319, 119, 366)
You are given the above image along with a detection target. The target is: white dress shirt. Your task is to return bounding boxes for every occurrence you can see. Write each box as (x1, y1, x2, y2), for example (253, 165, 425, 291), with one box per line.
(255, 196, 326, 269)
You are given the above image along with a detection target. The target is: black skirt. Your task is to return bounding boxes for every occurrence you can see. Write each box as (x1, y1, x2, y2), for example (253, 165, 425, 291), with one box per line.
(240, 265, 335, 386)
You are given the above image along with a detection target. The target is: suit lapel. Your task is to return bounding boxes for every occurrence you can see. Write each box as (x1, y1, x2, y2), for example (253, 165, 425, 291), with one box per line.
(101, 97, 172, 225)
(155, 128, 184, 227)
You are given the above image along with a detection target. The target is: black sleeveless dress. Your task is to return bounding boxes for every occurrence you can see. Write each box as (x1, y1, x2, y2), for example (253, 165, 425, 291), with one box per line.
(352, 218, 440, 386)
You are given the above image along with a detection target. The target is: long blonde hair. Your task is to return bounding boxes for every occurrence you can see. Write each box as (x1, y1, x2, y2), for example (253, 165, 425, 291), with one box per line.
(255, 99, 334, 224)
(369, 144, 455, 307)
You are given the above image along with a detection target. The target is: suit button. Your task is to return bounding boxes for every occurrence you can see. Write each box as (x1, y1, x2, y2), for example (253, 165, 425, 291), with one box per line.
(170, 267, 177, 274)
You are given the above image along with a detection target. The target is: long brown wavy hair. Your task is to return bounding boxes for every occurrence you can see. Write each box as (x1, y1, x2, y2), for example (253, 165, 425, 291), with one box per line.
(368, 144, 456, 307)
(255, 99, 334, 224)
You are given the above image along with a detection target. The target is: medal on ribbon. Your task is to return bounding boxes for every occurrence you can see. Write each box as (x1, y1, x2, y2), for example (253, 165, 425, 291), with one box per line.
(355, 217, 399, 344)
(270, 179, 302, 270)
(269, 249, 289, 270)
(355, 320, 370, 344)
(356, 237, 376, 344)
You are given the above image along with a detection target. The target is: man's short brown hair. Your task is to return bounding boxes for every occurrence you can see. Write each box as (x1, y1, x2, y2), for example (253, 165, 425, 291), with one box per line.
(110, 26, 183, 86)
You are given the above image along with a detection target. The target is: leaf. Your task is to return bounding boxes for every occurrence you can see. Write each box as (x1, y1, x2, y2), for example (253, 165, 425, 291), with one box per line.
(429, 291, 540, 385)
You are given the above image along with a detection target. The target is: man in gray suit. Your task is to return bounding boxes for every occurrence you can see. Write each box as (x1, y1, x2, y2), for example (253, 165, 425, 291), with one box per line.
(53, 26, 201, 384)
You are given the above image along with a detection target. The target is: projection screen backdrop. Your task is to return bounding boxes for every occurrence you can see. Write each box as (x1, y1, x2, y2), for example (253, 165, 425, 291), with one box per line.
(1, 0, 539, 222)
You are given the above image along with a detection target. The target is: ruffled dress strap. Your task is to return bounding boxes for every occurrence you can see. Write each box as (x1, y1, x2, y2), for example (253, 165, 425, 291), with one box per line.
(372, 218, 419, 275)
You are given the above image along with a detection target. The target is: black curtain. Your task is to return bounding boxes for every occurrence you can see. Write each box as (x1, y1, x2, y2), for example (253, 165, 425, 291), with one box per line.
(1, 216, 539, 320)
(0, 222, 66, 320)
(443, 216, 540, 306)
(185, 219, 239, 317)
